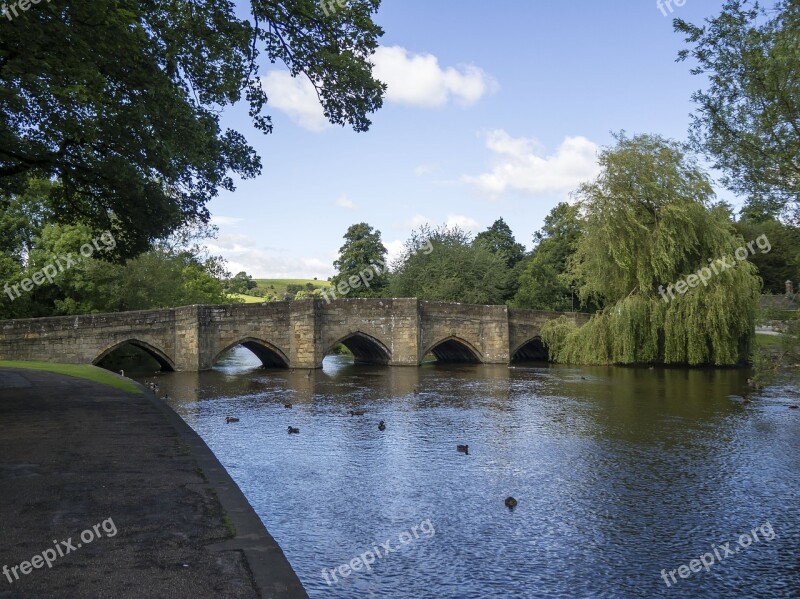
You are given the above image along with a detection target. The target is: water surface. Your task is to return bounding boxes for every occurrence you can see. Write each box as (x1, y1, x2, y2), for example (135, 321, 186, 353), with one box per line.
(140, 349, 800, 598)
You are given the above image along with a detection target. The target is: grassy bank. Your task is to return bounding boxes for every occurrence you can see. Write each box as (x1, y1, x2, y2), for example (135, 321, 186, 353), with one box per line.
(0, 361, 142, 394)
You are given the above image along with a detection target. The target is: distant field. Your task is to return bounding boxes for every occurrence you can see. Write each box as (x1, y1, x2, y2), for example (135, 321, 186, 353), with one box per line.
(226, 293, 264, 304)
(253, 278, 330, 296)
(755, 333, 784, 348)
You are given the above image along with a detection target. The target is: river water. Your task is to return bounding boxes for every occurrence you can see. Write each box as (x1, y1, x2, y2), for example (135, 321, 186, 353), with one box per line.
(140, 348, 800, 598)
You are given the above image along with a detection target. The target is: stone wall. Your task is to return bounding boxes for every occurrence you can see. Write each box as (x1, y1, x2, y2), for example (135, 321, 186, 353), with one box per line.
(0, 300, 586, 370)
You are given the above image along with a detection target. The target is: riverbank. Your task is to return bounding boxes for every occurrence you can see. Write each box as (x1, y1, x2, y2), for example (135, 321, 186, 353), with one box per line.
(0, 366, 307, 598)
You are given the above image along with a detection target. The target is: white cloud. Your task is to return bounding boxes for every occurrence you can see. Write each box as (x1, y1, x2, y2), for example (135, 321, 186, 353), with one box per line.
(385, 239, 405, 266)
(335, 194, 356, 209)
(260, 71, 330, 132)
(262, 47, 496, 131)
(210, 215, 243, 227)
(372, 46, 497, 108)
(207, 233, 333, 279)
(446, 214, 479, 232)
(463, 130, 600, 198)
(407, 214, 430, 228)
(413, 163, 440, 177)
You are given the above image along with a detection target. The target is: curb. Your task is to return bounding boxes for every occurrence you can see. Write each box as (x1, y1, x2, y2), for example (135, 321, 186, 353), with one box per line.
(119, 372, 309, 599)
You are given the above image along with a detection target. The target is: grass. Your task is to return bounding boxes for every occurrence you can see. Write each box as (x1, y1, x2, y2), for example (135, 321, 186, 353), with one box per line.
(226, 293, 264, 304)
(0, 361, 142, 394)
(252, 278, 329, 296)
(755, 333, 785, 349)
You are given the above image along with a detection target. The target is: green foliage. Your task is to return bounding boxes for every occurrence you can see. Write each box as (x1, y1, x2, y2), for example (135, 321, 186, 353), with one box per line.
(1, 0, 385, 257)
(225, 271, 257, 294)
(473, 218, 525, 269)
(676, 1, 800, 219)
(389, 225, 509, 304)
(512, 203, 584, 311)
(0, 222, 228, 318)
(543, 133, 760, 366)
(733, 214, 800, 293)
(331, 223, 388, 297)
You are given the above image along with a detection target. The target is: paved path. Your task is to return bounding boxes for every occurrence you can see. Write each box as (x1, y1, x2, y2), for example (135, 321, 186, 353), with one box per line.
(0, 368, 308, 599)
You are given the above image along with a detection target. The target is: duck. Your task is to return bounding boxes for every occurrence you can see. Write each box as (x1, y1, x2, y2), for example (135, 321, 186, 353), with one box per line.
(457, 444, 469, 455)
(225, 417, 240, 424)
(505, 496, 518, 509)
(119, 369, 125, 377)
(288, 426, 300, 434)
(350, 410, 366, 417)
(789, 405, 799, 410)
(378, 421, 386, 431)
(284, 403, 293, 409)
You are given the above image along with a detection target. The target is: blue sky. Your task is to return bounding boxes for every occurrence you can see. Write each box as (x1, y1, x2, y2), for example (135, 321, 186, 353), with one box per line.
(208, 0, 733, 279)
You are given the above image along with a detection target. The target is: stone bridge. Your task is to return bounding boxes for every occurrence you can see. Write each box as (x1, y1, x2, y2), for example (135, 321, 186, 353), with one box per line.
(0, 299, 589, 371)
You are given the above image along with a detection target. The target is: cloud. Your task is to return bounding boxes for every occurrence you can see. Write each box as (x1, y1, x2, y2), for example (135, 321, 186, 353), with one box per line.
(385, 239, 405, 266)
(446, 214, 480, 232)
(463, 130, 600, 198)
(414, 163, 440, 177)
(210, 215, 243, 227)
(262, 46, 496, 131)
(372, 46, 497, 108)
(335, 194, 356, 209)
(260, 71, 329, 132)
(207, 233, 333, 279)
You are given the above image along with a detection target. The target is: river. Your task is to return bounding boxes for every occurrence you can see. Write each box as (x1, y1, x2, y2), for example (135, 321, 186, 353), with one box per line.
(135, 348, 800, 598)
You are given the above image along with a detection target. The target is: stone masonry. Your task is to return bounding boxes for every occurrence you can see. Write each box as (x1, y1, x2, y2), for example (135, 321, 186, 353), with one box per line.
(0, 299, 588, 371)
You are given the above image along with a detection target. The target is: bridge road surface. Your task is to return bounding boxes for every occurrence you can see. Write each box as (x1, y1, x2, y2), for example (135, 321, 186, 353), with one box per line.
(0, 367, 307, 599)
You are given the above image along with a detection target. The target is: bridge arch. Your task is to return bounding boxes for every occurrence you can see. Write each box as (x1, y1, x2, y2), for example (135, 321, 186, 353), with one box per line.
(94, 339, 176, 371)
(213, 337, 289, 368)
(423, 336, 483, 364)
(326, 332, 391, 365)
(511, 336, 549, 361)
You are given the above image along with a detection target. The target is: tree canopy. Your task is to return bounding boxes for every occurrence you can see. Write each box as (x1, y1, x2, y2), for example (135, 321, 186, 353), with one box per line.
(541, 134, 760, 366)
(0, 0, 385, 257)
(389, 225, 509, 305)
(512, 203, 583, 311)
(331, 222, 388, 297)
(676, 0, 800, 220)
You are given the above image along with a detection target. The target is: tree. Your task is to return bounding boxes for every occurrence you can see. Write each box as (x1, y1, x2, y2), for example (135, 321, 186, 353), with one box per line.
(389, 225, 509, 304)
(734, 213, 800, 294)
(226, 272, 256, 294)
(331, 223, 388, 297)
(512, 203, 584, 311)
(675, 1, 800, 219)
(541, 134, 760, 366)
(473, 218, 525, 268)
(1, 0, 385, 257)
(0, 221, 229, 319)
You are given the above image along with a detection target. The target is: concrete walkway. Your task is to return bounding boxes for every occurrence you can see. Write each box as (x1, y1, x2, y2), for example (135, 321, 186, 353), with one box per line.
(0, 368, 308, 599)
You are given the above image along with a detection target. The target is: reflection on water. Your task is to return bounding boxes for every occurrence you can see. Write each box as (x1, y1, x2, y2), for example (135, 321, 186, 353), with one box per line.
(139, 348, 800, 598)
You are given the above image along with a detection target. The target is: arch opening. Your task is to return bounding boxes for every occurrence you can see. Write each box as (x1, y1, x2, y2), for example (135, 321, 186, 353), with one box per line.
(328, 332, 390, 365)
(426, 337, 481, 364)
(94, 340, 175, 373)
(512, 337, 549, 362)
(214, 338, 289, 369)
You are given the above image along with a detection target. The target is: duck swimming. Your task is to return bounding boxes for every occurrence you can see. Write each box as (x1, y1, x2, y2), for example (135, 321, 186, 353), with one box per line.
(378, 421, 386, 431)
(288, 426, 300, 434)
(225, 417, 239, 424)
(505, 496, 518, 509)
(457, 444, 469, 455)
(350, 410, 366, 416)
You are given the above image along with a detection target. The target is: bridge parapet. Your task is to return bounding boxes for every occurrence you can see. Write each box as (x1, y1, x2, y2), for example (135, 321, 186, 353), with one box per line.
(0, 300, 586, 370)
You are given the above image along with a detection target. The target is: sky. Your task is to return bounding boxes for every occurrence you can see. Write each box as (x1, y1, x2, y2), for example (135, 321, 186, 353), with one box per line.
(207, 0, 735, 279)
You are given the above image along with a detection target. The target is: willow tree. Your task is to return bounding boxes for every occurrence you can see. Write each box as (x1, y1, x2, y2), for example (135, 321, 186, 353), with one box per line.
(541, 134, 760, 366)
